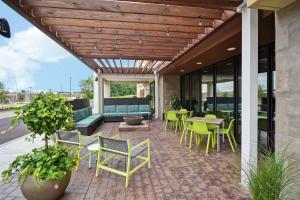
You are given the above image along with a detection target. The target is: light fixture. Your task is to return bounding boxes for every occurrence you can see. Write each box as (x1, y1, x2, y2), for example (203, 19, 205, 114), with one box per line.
(180, 69, 185, 72)
(226, 47, 236, 51)
(139, 38, 142, 44)
(198, 18, 202, 26)
(196, 61, 202, 65)
(0, 18, 11, 38)
(166, 31, 170, 37)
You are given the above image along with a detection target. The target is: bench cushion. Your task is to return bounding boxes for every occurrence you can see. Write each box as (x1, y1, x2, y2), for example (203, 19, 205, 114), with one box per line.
(116, 105, 128, 113)
(128, 105, 139, 113)
(77, 114, 103, 125)
(139, 104, 150, 112)
(104, 105, 116, 113)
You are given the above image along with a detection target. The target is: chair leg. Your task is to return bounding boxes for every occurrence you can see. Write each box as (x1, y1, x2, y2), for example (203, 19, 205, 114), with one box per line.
(165, 120, 168, 131)
(125, 156, 131, 188)
(180, 128, 185, 144)
(76, 150, 80, 171)
(189, 132, 193, 149)
(231, 133, 238, 148)
(226, 133, 235, 152)
(175, 121, 178, 133)
(95, 150, 102, 177)
(206, 134, 211, 155)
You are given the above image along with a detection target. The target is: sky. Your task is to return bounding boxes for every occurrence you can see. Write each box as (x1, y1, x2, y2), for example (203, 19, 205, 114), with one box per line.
(0, 1, 93, 92)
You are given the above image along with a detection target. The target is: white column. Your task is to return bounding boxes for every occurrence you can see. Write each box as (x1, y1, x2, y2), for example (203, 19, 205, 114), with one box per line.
(93, 72, 100, 113)
(99, 75, 104, 113)
(241, 7, 258, 187)
(103, 80, 111, 98)
(154, 72, 159, 119)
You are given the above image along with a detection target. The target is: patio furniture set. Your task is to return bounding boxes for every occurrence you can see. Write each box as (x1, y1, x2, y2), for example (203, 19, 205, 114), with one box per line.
(163, 109, 237, 155)
(55, 130, 151, 188)
(73, 102, 152, 136)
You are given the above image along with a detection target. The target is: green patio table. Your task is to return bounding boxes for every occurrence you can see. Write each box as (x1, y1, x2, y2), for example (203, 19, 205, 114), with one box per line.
(186, 117, 224, 152)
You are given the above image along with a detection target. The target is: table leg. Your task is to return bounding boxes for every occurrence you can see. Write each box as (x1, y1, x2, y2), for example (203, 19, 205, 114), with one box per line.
(89, 151, 92, 169)
(217, 125, 220, 152)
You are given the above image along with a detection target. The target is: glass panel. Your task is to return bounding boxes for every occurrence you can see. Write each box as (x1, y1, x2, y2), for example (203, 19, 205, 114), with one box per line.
(216, 59, 235, 126)
(258, 47, 269, 150)
(181, 75, 190, 109)
(201, 66, 214, 114)
(237, 56, 242, 143)
(191, 73, 200, 114)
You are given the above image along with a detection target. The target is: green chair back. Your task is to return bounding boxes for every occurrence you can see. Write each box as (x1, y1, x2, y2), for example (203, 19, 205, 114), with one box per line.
(181, 114, 188, 122)
(205, 114, 216, 119)
(189, 110, 194, 118)
(227, 119, 235, 132)
(192, 120, 209, 134)
(179, 108, 187, 112)
(166, 111, 177, 121)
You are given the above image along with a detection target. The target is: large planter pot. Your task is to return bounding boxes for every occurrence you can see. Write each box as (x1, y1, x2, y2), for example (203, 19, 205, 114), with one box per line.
(20, 172, 71, 200)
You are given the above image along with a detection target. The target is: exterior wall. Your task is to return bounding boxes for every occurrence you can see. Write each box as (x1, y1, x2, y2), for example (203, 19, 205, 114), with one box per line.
(275, 0, 300, 191)
(158, 75, 180, 119)
(103, 80, 111, 98)
(136, 82, 150, 98)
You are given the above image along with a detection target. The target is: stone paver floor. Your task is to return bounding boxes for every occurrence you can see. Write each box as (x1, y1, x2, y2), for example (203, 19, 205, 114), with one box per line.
(0, 120, 250, 200)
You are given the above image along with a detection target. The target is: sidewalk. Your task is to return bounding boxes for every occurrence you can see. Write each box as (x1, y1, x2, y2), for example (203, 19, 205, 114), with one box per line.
(0, 110, 15, 119)
(0, 134, 48, 173)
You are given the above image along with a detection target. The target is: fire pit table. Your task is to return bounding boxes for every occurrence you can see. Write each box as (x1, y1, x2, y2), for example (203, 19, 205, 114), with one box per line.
(119, 116, 150, 131)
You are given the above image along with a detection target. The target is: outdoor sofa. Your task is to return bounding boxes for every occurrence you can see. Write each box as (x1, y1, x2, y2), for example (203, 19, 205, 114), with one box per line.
(73, 107, 103, 136)
(103, 104, 152, 122)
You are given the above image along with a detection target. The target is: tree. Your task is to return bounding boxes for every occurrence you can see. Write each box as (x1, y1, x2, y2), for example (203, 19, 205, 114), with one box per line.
(110, 83, 137, 97)
(0, 82, 7, 104)
(79, 76, 93, 99)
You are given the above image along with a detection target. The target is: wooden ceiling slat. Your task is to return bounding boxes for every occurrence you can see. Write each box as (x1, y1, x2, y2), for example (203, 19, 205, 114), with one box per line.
(43, 18, 207, 33)
(35, 7, 214, 27)
(104, 59, 116, 73)
(98, 59, 112, 73)
(59, 33, 193, 43)
(53, 26, 200, 39)
(75, 45, 181, 51)
(24, 0, 224, 18)
(85, 55, 173, 61)
(115, 0, 241, 10)
(76, 49, 179, 54)
(69, 41, 186, 47)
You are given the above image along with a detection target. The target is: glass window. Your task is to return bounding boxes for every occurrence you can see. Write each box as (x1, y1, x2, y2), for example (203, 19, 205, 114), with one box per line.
(191, 73, 200, 114)
(201, 66, 214, 114)
(216, 59, 235, 125)
(181, 75, 190, 109)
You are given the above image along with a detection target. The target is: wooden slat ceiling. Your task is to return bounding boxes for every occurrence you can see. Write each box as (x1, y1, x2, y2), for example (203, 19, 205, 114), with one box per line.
(4, 0, 242, 74)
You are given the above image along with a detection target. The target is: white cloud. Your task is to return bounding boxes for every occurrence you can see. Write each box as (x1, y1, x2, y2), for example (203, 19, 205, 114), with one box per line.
(0, 27, 70, 89)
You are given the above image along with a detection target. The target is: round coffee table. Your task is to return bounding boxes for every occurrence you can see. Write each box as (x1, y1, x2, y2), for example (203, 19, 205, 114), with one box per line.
(87, 143, 100, 169)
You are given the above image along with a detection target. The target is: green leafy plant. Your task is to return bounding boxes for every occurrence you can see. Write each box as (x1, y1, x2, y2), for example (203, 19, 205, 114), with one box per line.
(1, 146, 77, 183)
(169, 96, 181, 110)
(246, 147, 300, 200)
(11, 93, 74, 148)
(1, 93, 77, 184)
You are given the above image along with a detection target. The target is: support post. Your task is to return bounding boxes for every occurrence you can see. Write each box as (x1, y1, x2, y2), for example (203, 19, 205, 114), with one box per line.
(241, 6, 258, 187)
(154, 71, 159, 119)
(93, 72, 100, 114)
(93, 72, 104, 113)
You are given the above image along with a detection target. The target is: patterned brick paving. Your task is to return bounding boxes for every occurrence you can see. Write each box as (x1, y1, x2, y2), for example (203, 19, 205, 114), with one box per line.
(0, 120, 250, 200)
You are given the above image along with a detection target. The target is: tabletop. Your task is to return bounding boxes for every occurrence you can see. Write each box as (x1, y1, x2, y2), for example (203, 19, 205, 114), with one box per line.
(186, 117, 224, 125)
(174, 110, 189, 115)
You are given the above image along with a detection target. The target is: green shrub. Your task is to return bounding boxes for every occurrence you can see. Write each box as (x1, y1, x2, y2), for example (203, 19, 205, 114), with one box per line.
(169, 96, 181, 110)
(246, 148, 300, 200)
(1, 146, 77, 183)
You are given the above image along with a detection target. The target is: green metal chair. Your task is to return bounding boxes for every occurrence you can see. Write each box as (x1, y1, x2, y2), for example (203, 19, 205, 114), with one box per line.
(179, 114, 192, 144)
(179, 108, 187, 112)
(164, 111, 179, 132)
(96, 135, 150, 188)
(55, 130, 100, 170)
(204, 114, 218, 147)
(189, 120, 213, 155)
(219, 119, 237, 152)
(188, 110, 194, 118)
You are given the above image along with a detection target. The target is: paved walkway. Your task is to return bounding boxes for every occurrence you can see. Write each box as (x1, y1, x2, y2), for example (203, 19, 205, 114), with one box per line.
(0, 110, 15, 119)
(0, 120, 250, 200)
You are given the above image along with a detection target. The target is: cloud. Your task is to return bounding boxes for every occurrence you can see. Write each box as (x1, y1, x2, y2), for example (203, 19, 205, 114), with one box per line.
(0, 27, 70, 89)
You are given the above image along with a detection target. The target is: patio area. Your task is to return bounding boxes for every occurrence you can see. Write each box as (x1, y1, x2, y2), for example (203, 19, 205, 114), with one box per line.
(0, 120, 249, 200)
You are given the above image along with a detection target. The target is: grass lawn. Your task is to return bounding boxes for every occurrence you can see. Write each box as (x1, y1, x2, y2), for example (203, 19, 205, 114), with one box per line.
(112, 94, 136, 98)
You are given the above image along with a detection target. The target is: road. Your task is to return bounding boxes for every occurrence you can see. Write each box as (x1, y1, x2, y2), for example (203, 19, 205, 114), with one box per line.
(0, 112, 29, 145)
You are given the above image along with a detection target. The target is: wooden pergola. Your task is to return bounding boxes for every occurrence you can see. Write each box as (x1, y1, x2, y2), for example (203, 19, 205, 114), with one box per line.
(4, 0, 242, 74)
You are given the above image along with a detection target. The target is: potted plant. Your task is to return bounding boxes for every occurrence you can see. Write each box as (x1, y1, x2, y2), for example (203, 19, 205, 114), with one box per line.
(245, 147, 300, 200)
(1, 93, 77, 200)
(169, 96, 181, 110)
